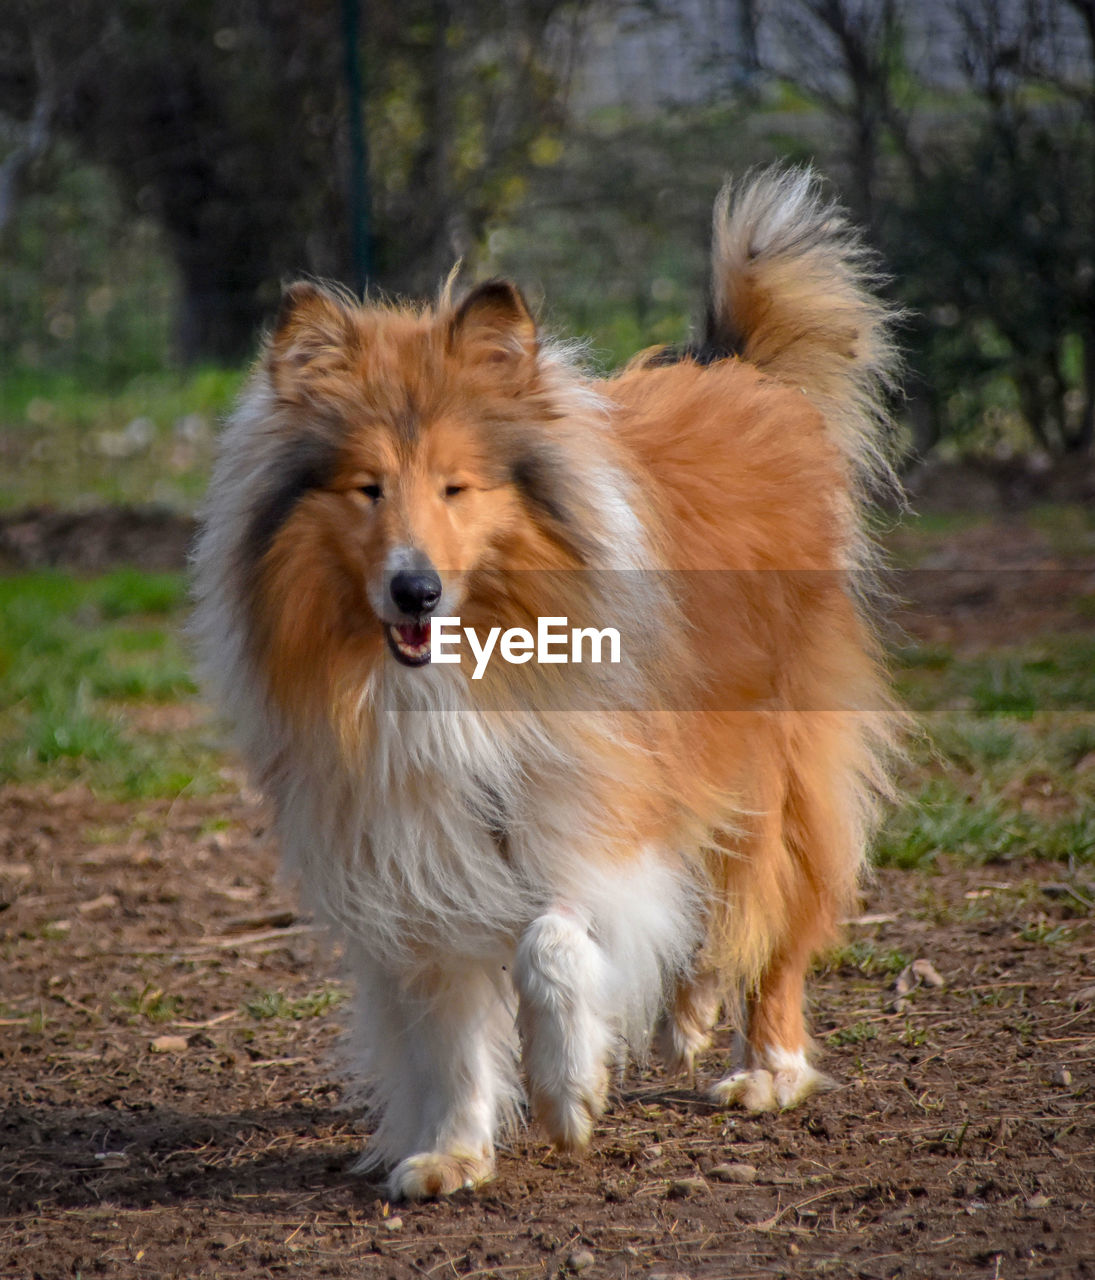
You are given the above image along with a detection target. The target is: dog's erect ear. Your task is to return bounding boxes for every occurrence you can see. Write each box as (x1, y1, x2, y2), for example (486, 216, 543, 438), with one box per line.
(449, 279, 538, 371)
(267, 281, 355, 400)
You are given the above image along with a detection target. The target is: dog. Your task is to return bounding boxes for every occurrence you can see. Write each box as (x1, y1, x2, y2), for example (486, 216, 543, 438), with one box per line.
(192, 167, 902, 1200)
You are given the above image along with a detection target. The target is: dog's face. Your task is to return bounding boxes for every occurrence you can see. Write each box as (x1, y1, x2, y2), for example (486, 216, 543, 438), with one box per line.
(249, 281, 585, 703)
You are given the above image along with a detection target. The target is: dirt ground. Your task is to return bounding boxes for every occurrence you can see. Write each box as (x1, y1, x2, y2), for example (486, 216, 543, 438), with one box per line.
(2, 785, 1092, 1280)
(2, 497, 1094, 1279)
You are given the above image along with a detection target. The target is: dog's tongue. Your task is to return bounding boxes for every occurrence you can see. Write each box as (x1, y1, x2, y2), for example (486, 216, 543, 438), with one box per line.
(397, 622, 430, 647)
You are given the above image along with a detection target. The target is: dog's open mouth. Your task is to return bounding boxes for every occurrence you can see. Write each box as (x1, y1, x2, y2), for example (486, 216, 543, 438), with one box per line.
(385, 621, 432, 667)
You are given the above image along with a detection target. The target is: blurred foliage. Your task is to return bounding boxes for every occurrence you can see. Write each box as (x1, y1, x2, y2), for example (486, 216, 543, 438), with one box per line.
(765, 0, 1095, 457)
(0, 0, 586, 365)
(0, 139, 175, 381)
(0, 0, 1093, 460)
(482, 107, 767, 367)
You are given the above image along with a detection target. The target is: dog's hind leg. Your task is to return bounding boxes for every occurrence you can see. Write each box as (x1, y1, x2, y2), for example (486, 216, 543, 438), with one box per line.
(347, 951, 520, 1200)
(709, 935, 827, 1111)
(706, 705, 878, 1112)
(514, 910, 613, 1152)
(657, 967, 721, 1080)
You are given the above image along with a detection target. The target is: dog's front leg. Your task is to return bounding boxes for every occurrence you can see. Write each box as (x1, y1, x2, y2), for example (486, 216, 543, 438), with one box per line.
(348, 952, 518, 1200)
(514, 909, 613, 1151)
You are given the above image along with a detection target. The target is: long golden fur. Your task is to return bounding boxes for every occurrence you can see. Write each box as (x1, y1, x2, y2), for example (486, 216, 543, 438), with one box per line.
(192, 166, 902, 1198)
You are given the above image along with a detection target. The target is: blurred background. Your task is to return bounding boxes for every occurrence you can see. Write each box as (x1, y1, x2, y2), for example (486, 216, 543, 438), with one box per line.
(2, 0, 1094, 513)
(2, 10, 1094, 1268)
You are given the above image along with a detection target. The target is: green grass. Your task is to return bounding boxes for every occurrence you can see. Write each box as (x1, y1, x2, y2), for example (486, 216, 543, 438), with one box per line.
(878, 640, 1095, 869)
(112, 984, 185, 1024)
(894, 635, 1095, 716)
(819, 939, 911, 978)
(827, 1021, 880, 1048)
(1, 542, 1092, 874)
(0, 366, 240, 512)
(244, 986, 347, 1022)
(0, 570, 224, 798)
(879, 622, 1095, 869)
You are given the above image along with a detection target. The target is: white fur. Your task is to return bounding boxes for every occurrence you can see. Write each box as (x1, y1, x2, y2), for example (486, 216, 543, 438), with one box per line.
(514, 911, 612, 1150)
(710, 1043, 826, 1112)
(343, 944, 517, 1197)
(318, 695, 698, 1174)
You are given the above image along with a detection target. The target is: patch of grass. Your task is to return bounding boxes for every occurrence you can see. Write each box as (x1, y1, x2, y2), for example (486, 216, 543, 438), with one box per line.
(0, 367, 239, 513)
(1017, 920, 1076, 946)
(1027, 503, 1095, 561)
(820, 939, 911, 978)
(883, 629, 1095, 869)
(927, 717, 1024, 770)
(23, 921, 72, 942)
(901, 1020, 929, 1048)
(896, 637, 1095, 715)
(0, 570, 223, 798)
(113, 985, 184, 1024)
(878, 780, 1022, 868)
(828, 1021, 879, 1047)
(244, 986, 347, 1022)
(972, 660, 1040, 717)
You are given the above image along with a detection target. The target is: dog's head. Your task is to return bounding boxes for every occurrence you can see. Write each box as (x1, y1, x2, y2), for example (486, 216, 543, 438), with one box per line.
(243, 280, 596, 705)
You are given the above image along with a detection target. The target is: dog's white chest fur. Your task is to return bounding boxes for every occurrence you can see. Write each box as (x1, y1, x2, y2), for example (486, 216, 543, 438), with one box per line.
(278, 667, 547, 961)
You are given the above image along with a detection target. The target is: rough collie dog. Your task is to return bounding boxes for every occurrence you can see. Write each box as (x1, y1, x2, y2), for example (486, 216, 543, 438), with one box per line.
(192, 168, 902, 1199)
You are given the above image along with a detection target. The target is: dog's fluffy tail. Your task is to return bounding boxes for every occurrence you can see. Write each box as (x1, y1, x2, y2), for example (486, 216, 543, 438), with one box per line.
(707, 166, 902, 491)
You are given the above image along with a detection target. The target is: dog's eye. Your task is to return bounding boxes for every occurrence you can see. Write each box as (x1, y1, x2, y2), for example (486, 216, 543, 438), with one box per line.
(444, 484, 467, 498)
(360, 483, 383, 501)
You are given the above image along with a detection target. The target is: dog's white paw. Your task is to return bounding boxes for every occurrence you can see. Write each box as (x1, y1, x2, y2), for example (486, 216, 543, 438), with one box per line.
(530, 1076, 607, 1153)
(710, 1047, 826, 1112)
(709, 1067, 779, 1111)
(386, 1149, 494, 1200)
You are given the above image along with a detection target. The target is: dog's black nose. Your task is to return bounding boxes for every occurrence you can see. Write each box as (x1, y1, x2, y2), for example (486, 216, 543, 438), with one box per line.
(390, 570, 442, 617)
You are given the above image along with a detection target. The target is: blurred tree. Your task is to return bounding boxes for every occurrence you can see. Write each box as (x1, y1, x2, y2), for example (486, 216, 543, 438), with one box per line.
(763, 0, 911, 237)
(0, 0, 587, 364)
(0, 0, 347, 363)
(362, 0, 588, 295)
(761, 0, 1095, 456)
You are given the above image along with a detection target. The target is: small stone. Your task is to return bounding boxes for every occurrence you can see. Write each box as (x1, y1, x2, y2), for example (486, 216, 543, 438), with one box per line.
(567, 1248, 595, 1272)
(149, 1035, 189, 1054)
(708, 1162, 758, 1184)
(77, 893, 119, 916)
(1054, 1066, 1072, 1086)
(1027, 1194, 1051, 1210)
(383, 1216, 403, 1232)
(666, 1176, 706, 1199)
(93, 1151, 130, 1169)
